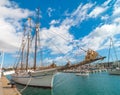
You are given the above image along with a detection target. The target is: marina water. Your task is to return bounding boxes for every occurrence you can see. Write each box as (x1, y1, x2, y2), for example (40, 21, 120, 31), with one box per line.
(8, 72, 120, 95)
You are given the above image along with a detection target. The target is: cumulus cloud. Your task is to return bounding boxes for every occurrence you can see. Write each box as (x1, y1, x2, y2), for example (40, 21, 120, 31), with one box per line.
(101, 15, 109, 20)
(88, 0, 113, 18)
(113, 0, 120, 16)
(49, 20, 60, 25)
(27, 3, 96, 65)
(0, 0, 33, 52)
(40, 25, 73, 54)
(78, 0, 120, 53)
(70, 3, 93, 26)
(113, 17, 120, 23)
(81, 24, 120, 50)
(102, 0, 112, 6)
(89, 6, 107, 18)
(36, 1, 116, 63)
(1, 0, 119, 65)
(37, 3, 94, 56)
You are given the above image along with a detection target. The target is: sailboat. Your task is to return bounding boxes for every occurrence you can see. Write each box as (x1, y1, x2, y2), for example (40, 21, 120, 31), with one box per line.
(12, 9, 57, 88)
(12, 9, 106, 88)
(109, 66, 120, 75)
(108, 38, 120, 75)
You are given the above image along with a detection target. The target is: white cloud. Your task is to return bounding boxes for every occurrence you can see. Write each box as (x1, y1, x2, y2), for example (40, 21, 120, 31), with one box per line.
(0, 0, 11, 6)
(2, 0, 118, 64)
(43, 56, 66, 66)
(102, 0, 112, 6)
(101, 15, 109, 20)
(113, 0, 120, 16)
(89, 6, 107, 18)
(49, 20, 60, 25)
(47, 7, 55, 17)
(113, 7, 120, 16)
(71, 3, 93, 26)
(88, 0, 112, 18)
(0, 0, 33, 52)
(79, 0, 120, 53)
(113, 17, 120, 24)
(31, 3, 95, 64)
(40, 25, 73, 54)
(36, 2, 110, 62)
(81, 23, 120, 51)
(0, 7, 32, 19)
(0, 18, 22, 52)
(40, 0, 120, 64)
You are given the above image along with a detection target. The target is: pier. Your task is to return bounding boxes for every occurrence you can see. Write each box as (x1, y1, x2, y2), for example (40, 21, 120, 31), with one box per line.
(0, 76, 21, 95)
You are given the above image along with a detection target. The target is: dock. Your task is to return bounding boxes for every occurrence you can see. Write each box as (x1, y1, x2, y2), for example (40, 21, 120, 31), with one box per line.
(0, 76, 21, 95)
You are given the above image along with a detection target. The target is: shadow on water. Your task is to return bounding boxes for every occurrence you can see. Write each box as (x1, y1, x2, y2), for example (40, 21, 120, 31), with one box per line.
(17, 84, 52, 95)
(7, 72, 120, 95)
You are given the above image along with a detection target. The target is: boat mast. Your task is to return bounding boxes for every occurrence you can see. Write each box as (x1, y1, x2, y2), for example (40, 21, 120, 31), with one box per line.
(108, 38, 112, 67)
(33, 8, 40, 70)
(26, 18, 31, 71)
(21, 25, 26, 70)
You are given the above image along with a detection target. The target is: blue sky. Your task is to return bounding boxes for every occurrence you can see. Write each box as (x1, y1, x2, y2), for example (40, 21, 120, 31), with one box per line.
(0, 0, 120, 68)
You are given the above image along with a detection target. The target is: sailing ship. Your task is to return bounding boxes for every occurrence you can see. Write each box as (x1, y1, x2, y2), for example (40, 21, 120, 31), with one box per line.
(108, 38, 120, 75)
(109, 67, 120, 75)
(12, 9, 57, 88)
(12, 9, 106, 88)
(108, 61, 120, 75)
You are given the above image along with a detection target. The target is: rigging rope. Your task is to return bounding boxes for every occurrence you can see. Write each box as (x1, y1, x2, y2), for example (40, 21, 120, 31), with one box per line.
(44, 31, 69, 62)
(108, 37, 119, 67)
(46, 30, 86, 61)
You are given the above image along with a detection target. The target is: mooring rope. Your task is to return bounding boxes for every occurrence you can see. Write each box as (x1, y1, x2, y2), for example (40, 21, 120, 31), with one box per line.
(20, 75, 32, 93)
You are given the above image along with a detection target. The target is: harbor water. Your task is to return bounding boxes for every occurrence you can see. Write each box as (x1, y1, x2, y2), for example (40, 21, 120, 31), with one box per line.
(8, 72, 120, 95)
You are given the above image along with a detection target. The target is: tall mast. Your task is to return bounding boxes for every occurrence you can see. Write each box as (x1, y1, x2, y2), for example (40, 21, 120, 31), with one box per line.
(26, 18, 31, 71)
(21, 25, 26, 70)
(33, 8, 40, 71)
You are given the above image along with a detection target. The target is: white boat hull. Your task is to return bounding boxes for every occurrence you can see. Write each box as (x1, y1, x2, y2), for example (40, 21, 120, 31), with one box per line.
(76, 73, 89, 76)
(108, 69, 120, 75)
(12, 68, 57, 88)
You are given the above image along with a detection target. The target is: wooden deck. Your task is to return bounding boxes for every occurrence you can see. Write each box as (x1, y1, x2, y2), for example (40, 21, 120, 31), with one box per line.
(0, 76, 21, 95)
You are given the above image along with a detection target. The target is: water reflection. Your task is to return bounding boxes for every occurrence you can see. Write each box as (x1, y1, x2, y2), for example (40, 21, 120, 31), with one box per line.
(52, 73, 83, 95)
(52, 72, 120, 95)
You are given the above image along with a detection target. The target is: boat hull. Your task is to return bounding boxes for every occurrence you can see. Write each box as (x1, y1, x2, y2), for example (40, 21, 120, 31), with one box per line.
(76, 73, 89, 76)
(12, 68, 57, 88)
(108, 70, 120, 75)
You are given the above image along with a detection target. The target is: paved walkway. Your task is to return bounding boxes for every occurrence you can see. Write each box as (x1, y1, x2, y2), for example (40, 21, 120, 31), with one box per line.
(0, 76, 21, 95)
(0, 78, 4, 95)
